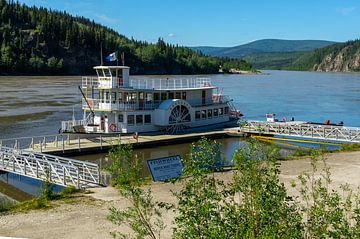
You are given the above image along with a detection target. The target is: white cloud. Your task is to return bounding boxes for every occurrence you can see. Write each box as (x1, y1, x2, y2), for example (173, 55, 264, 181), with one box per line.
(95, 14, 118, 23)
(168, 33, 175, 37)
(337, 7, 355, 15)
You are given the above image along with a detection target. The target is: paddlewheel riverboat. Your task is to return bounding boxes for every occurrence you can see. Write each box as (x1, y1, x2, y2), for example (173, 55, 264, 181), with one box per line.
(61, 65, 241, 134)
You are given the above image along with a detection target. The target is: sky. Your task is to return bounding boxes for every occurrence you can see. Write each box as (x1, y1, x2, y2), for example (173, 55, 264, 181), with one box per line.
(17, 0, 360, 47)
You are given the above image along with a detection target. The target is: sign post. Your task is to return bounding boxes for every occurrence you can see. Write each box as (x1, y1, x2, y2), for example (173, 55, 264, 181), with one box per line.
(147, 155, 183, 182)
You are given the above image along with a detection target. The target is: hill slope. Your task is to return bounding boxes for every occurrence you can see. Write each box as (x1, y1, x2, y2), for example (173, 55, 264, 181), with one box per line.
(0, 1, 251, 75)
(287, 40, 360, 72)
(192, 39, 336, 58)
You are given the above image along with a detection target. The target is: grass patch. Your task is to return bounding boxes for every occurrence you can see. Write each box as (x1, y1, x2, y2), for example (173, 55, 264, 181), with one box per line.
(0, 184, 81, 213)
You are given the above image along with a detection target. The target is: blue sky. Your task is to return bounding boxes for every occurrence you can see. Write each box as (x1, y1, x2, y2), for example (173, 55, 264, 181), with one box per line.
(18, 0, 360, 47)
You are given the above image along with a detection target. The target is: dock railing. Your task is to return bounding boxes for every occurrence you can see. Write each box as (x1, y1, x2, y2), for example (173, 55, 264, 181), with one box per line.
(0, 133, 126, 153)
(240, 121, 360, 143)
(0, 146, 100, 188)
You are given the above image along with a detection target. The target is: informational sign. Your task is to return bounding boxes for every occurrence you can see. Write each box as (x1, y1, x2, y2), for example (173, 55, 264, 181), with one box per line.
(147, 155, 183, 182)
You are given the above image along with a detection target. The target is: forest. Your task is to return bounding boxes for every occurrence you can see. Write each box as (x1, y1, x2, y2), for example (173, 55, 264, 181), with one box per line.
(0, 0, 252, 75)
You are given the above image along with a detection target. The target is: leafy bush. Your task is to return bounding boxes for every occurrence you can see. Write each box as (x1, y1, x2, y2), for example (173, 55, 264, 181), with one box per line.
(107, 144, 164, 239)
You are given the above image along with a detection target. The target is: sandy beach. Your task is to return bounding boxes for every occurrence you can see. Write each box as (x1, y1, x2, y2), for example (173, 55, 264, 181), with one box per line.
(1, 150, 360, 239)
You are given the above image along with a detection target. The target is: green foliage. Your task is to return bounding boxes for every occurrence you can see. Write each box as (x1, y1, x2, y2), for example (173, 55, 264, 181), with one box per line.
(297, 152, 360, 238)
(0, 182, 79, 213)
(0, 1, 252, 75)
(107, 144, 164, 239)
(173, 138, 304, 239)
(241, 51, 306, 70)
(221, 58, 252, 72)
(0, 197, 14, 212)
(287, 40, 360, 71)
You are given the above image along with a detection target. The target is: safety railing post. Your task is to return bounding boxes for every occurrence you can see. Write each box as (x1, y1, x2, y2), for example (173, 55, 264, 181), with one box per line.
(43, 137, 46, 149)
(78, 136, 81, 152)
(40, 140, 43, 153)
(63, 167, 66, 185)
(55, 136, 58, 148)
(62, 136, 65, 153)
(77, 168, 80, 189)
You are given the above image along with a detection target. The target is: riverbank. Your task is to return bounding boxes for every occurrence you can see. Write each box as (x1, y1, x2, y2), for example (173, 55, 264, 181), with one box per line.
(1, 150, 359, 238)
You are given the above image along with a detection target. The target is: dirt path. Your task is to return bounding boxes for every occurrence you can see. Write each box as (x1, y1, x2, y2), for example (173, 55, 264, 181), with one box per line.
(1, 151, 360, 239)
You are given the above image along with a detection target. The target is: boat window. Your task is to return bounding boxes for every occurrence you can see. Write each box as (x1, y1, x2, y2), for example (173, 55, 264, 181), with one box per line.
(123, 92, 128, 102)
(219, 108, 223, 116)
(182, 92, 187, 100)
(225, 107, 229, 115)
(129, 92, 137, 102)
(111, 92, 116, 103)
(104, 69, 112, 77)
(195, 111, 201, 120)
(214, 109, 219, 117)
(127, 115, 134, 125)
(145, 114, 151, 124)
(105, 91, 110, 103)
(136, 115, 143, 125)
(208, 109, 213, 119)
(146, 93, 153, 102)
(168, 92, 174, 99)
(118, 114, 124, 123)
(118, 92, 123, 102)
(161, 92, 167, 101)
(175, 92, 181, 99)
(139, 92, 144, 100)
(154, 92, 160, 101)
(201, 110, 206, 119)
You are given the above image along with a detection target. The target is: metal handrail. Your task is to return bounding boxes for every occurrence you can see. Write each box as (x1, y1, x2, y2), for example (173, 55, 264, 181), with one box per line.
(0, 146, 100, 188)
(240, 121, 360, 142)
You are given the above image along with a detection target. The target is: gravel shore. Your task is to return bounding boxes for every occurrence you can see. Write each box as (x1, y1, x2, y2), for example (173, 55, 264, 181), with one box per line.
(1, 150, 360, 239)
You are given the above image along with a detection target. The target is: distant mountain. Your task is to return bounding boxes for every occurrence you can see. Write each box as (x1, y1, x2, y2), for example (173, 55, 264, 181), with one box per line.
(191, 39, 337, 58)
(287, 40, 360, 72)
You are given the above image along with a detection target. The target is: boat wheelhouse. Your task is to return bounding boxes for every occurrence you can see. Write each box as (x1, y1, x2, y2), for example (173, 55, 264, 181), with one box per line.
(61, 65, 241, 134)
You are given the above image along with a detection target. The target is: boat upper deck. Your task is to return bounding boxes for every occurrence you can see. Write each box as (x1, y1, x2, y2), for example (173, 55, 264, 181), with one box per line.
(82, 76, 215, 91)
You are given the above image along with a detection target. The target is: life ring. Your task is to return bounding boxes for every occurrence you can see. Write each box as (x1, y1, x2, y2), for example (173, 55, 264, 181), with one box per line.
(133, 132, 139, 140)
(109, 123, 116, 132)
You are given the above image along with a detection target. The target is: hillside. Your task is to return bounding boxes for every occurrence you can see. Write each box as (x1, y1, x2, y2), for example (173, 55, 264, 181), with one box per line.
(0, 1, 251, 75)
(191, 39, 336, 58)
(192, 39, 337, 69)
(287, 40, 360, 72)
(241, 51, 306, 70)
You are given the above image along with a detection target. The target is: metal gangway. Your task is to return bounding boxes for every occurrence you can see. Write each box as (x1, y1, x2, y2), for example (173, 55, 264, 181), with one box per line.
(240, 121, 360, 143)
(0, 146, 101, 188)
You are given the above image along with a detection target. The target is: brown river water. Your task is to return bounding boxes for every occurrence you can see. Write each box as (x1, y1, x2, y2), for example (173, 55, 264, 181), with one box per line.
(1, 71, 359, 199)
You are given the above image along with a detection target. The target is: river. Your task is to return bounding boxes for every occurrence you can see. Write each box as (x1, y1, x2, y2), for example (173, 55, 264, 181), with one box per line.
(0, 70, 359, 199)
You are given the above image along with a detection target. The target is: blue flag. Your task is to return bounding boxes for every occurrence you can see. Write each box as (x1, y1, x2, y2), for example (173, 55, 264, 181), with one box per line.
(105, 51, 118, 62)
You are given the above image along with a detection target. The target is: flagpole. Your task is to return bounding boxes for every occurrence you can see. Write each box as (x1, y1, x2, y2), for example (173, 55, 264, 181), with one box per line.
(117, 50, 119, 66)
(100, 42, 103, 66)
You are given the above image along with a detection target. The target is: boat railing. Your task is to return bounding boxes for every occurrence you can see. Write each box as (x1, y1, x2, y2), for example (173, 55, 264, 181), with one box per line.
(129, 77, 212, 90)
(61, 119, 87, 133)
(82, 76, 99, 87)
(82, 96, 230, 111)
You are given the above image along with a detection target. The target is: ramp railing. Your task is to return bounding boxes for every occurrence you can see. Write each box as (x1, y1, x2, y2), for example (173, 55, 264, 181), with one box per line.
(240, 121, 360, 143)
(0, 146, 100, 188)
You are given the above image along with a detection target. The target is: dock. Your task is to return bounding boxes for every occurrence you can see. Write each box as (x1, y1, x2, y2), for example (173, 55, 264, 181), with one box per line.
(0, 127, 244, 157)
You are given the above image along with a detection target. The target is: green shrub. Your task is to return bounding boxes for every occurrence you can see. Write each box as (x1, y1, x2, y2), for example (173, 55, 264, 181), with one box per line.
(107, 144, 164, 239)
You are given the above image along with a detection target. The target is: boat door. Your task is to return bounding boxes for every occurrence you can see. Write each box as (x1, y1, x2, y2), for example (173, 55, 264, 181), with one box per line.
(104, 115, 109, 133)
(139, 92, 144, 109)
(100, 116, 105, 131)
